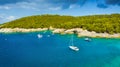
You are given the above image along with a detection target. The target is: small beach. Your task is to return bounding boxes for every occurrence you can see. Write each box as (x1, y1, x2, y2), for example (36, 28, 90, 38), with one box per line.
(0, 28, 120, 38)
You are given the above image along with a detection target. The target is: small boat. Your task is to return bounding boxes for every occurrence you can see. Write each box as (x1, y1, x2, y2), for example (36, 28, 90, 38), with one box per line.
(85, 38, 91, 41)
(37, 34, 43, 38)
(69, 35, 79, 51)
(47, 35, 50, 37)
(69, 45, 79, 51)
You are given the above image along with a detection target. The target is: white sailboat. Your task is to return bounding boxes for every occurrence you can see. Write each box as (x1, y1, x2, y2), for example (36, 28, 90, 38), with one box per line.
(69, 35, 79, 51)
(69, 45, 79, 51)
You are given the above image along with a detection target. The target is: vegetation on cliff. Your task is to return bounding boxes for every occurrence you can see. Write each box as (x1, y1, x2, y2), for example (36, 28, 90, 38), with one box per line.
(0, 14, 120, 34)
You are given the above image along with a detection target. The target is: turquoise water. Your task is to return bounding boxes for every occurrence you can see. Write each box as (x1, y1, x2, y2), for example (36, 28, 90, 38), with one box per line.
(0, 31, 120, 67)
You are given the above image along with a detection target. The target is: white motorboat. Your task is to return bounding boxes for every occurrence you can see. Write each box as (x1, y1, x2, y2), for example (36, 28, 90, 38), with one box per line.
(37, 34, 43, 38)
(85, 38, 91, 41)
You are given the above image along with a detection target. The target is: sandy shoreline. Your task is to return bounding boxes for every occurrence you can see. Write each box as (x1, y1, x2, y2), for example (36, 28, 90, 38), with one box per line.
(0, 28, 120, 38)
(0, 28, 48, 33)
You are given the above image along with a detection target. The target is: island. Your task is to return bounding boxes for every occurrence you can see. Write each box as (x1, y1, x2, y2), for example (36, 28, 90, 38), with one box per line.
(0, 14, 120, 38)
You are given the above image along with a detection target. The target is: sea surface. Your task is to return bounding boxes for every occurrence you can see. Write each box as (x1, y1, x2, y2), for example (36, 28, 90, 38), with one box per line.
(0, 31, 120, 67)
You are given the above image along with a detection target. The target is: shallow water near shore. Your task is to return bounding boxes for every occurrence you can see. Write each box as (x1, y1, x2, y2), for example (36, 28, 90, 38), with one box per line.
(0, 31, 120, 67)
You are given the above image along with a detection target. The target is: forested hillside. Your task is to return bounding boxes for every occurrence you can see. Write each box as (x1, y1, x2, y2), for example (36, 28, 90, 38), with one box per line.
(0, 14, 120, 34)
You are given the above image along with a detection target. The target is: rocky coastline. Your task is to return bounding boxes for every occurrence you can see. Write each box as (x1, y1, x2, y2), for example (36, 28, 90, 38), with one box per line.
(0, 28, 120, 38)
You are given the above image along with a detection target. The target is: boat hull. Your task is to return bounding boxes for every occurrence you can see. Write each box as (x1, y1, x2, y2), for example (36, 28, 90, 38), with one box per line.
(69, 46, 79, 51)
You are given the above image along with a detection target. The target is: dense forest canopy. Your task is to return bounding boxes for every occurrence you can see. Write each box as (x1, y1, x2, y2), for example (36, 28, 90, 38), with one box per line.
(0, 14, 120, 34)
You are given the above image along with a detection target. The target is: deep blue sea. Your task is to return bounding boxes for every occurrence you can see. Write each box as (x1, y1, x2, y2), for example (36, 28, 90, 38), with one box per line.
(0, 31, 120, 67)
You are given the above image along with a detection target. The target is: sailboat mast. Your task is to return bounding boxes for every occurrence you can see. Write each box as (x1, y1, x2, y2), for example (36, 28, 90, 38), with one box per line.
(71, 34, 74, 46)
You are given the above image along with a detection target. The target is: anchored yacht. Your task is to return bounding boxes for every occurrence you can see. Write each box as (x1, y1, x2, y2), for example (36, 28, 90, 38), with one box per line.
(69, 35, 79, 51)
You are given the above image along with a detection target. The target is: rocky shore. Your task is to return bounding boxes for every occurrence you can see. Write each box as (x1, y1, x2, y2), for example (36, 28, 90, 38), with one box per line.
(0, 28, 120, 38)
(0, 28, 48, 33)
